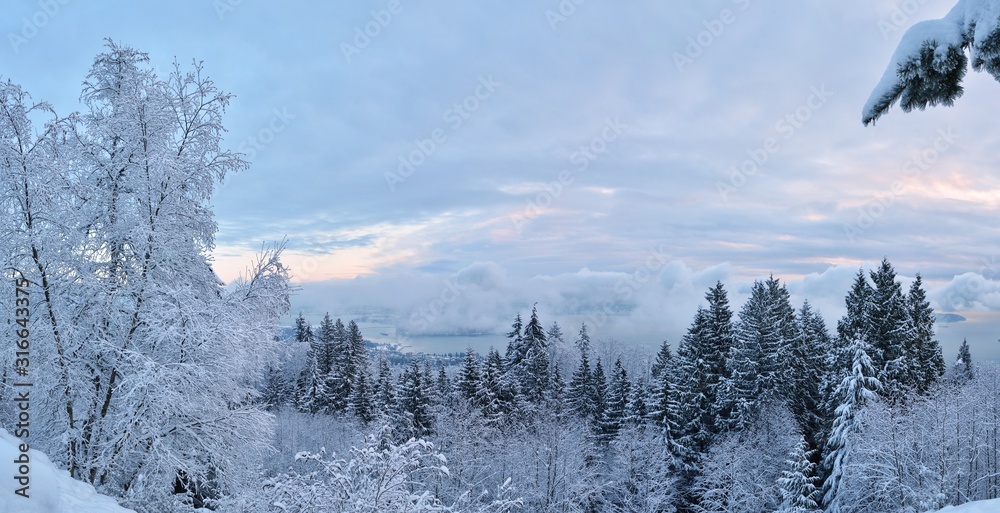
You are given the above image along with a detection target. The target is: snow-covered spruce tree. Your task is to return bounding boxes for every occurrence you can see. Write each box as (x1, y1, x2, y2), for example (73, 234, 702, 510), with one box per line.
(350, 360, 376, 424)
(717, 279, 781, 432)
(675, 282, 735, 465)
(396, 359, 434, 440)
(293, 312, 313, 344)
(517, 304, 550, 405)
(567, 323, 596, 421)
(776, 436, 821, 513)
(789, 300, 832, 452)
(868, 259, 918, 401)
(476, 348, 517, 429)
(598, 357, 630, 442)
(373, 352, 397, 418)
(3, 42, 291, 510)
(457, 346, 482, 403)
(955, 337, 974, 381)
(822, 334, 881, 513)
(327, 317, 351, 413)
(625, 376, 649, 426)
(908, 274, 946, 393)
(261, 365, 291, 412)
(648, 341, 684, 460)
(864, 0, 1000, 125)
(504, 312, 524, 368)
(299, 313, 335, 413)
(591, 357, 609, 437)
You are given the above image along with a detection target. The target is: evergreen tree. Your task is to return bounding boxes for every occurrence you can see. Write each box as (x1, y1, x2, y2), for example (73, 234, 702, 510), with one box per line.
(777, 436, 821, 513)
(676, 282, 735, 462)
(327, 318, 351, 413)
(868, 259, 915, 401)
(477, 348, 516, 428)
(504, 312, 524, 368)
(908, 274, 946, 393)
(955, 338, 974, 381)
(547, 320, 566, 369)
(293, 312, 314, 344)
(457, 346, 481, 402)
(373, 353, 396, 417)
(519, 304, 550, 403)
(568, 323, 596, 420)
(422, 360, 436, 407)
(790, 300, 832, 450)
(649, 344, 683, 459)
(299, 313, 337, 413)
(396, 359, 433, 439)
(261, 365, 289, 412)
(822, 335, 881, 513)
(599, 357, 630, 441)
(549, 364, 567, 415)
(436, 363, 450, 404)
(626, 378, 649, 426)
(347, 319, 368, 381)
(350, 362, 376, 424)
(718, 279, 783, 431)
(650, 339, 673, 380)
(591, 358, 609, 435)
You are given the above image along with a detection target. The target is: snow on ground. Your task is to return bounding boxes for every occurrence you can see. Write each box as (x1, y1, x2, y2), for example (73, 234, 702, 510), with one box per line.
(933, 498, 1000, 513)
(0, 429, 135, 513)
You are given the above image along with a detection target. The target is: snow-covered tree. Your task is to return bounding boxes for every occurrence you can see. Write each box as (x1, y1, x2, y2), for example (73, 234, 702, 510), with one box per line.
(908, 274, 946, 393)
(373, 353, 397, 417)
(675, 282, 734, 464)
(822, 335, 882, 513)
(955, 337, 974, 381)
(789, 300, 831, 449)
(516, 304, 550, 404)
(396, 359, 434, 439)
(717, 279, 784, 432)
(567, 323, 596, 420)
(863, 0, 1000, 125)
(591, 357, 609, 436)
(599, 357, 630, 441)
(776, 436, 820, 513)
(691, 403, 800, 513)
(2, 41, 291, 510)
(457, 347, 482, 403)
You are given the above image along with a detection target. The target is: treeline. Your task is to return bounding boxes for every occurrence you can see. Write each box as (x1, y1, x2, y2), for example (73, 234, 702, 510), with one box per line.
(260, 258, 987, 512)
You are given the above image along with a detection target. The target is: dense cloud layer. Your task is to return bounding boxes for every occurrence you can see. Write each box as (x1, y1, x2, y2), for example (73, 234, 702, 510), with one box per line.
(290, 260, 1000, 360)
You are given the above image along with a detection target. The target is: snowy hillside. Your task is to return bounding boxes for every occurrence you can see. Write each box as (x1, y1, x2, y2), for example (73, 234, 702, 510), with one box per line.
(0, 429, 135, 513)
(934, 499, 1000, 512)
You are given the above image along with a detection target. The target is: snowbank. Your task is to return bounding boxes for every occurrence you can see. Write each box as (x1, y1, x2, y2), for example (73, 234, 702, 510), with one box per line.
(0, 429, 135, 513)
(933, 498, 1000, 513)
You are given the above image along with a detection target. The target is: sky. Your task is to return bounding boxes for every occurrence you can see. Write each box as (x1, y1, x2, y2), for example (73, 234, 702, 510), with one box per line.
(4, 0, 1000, 360)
